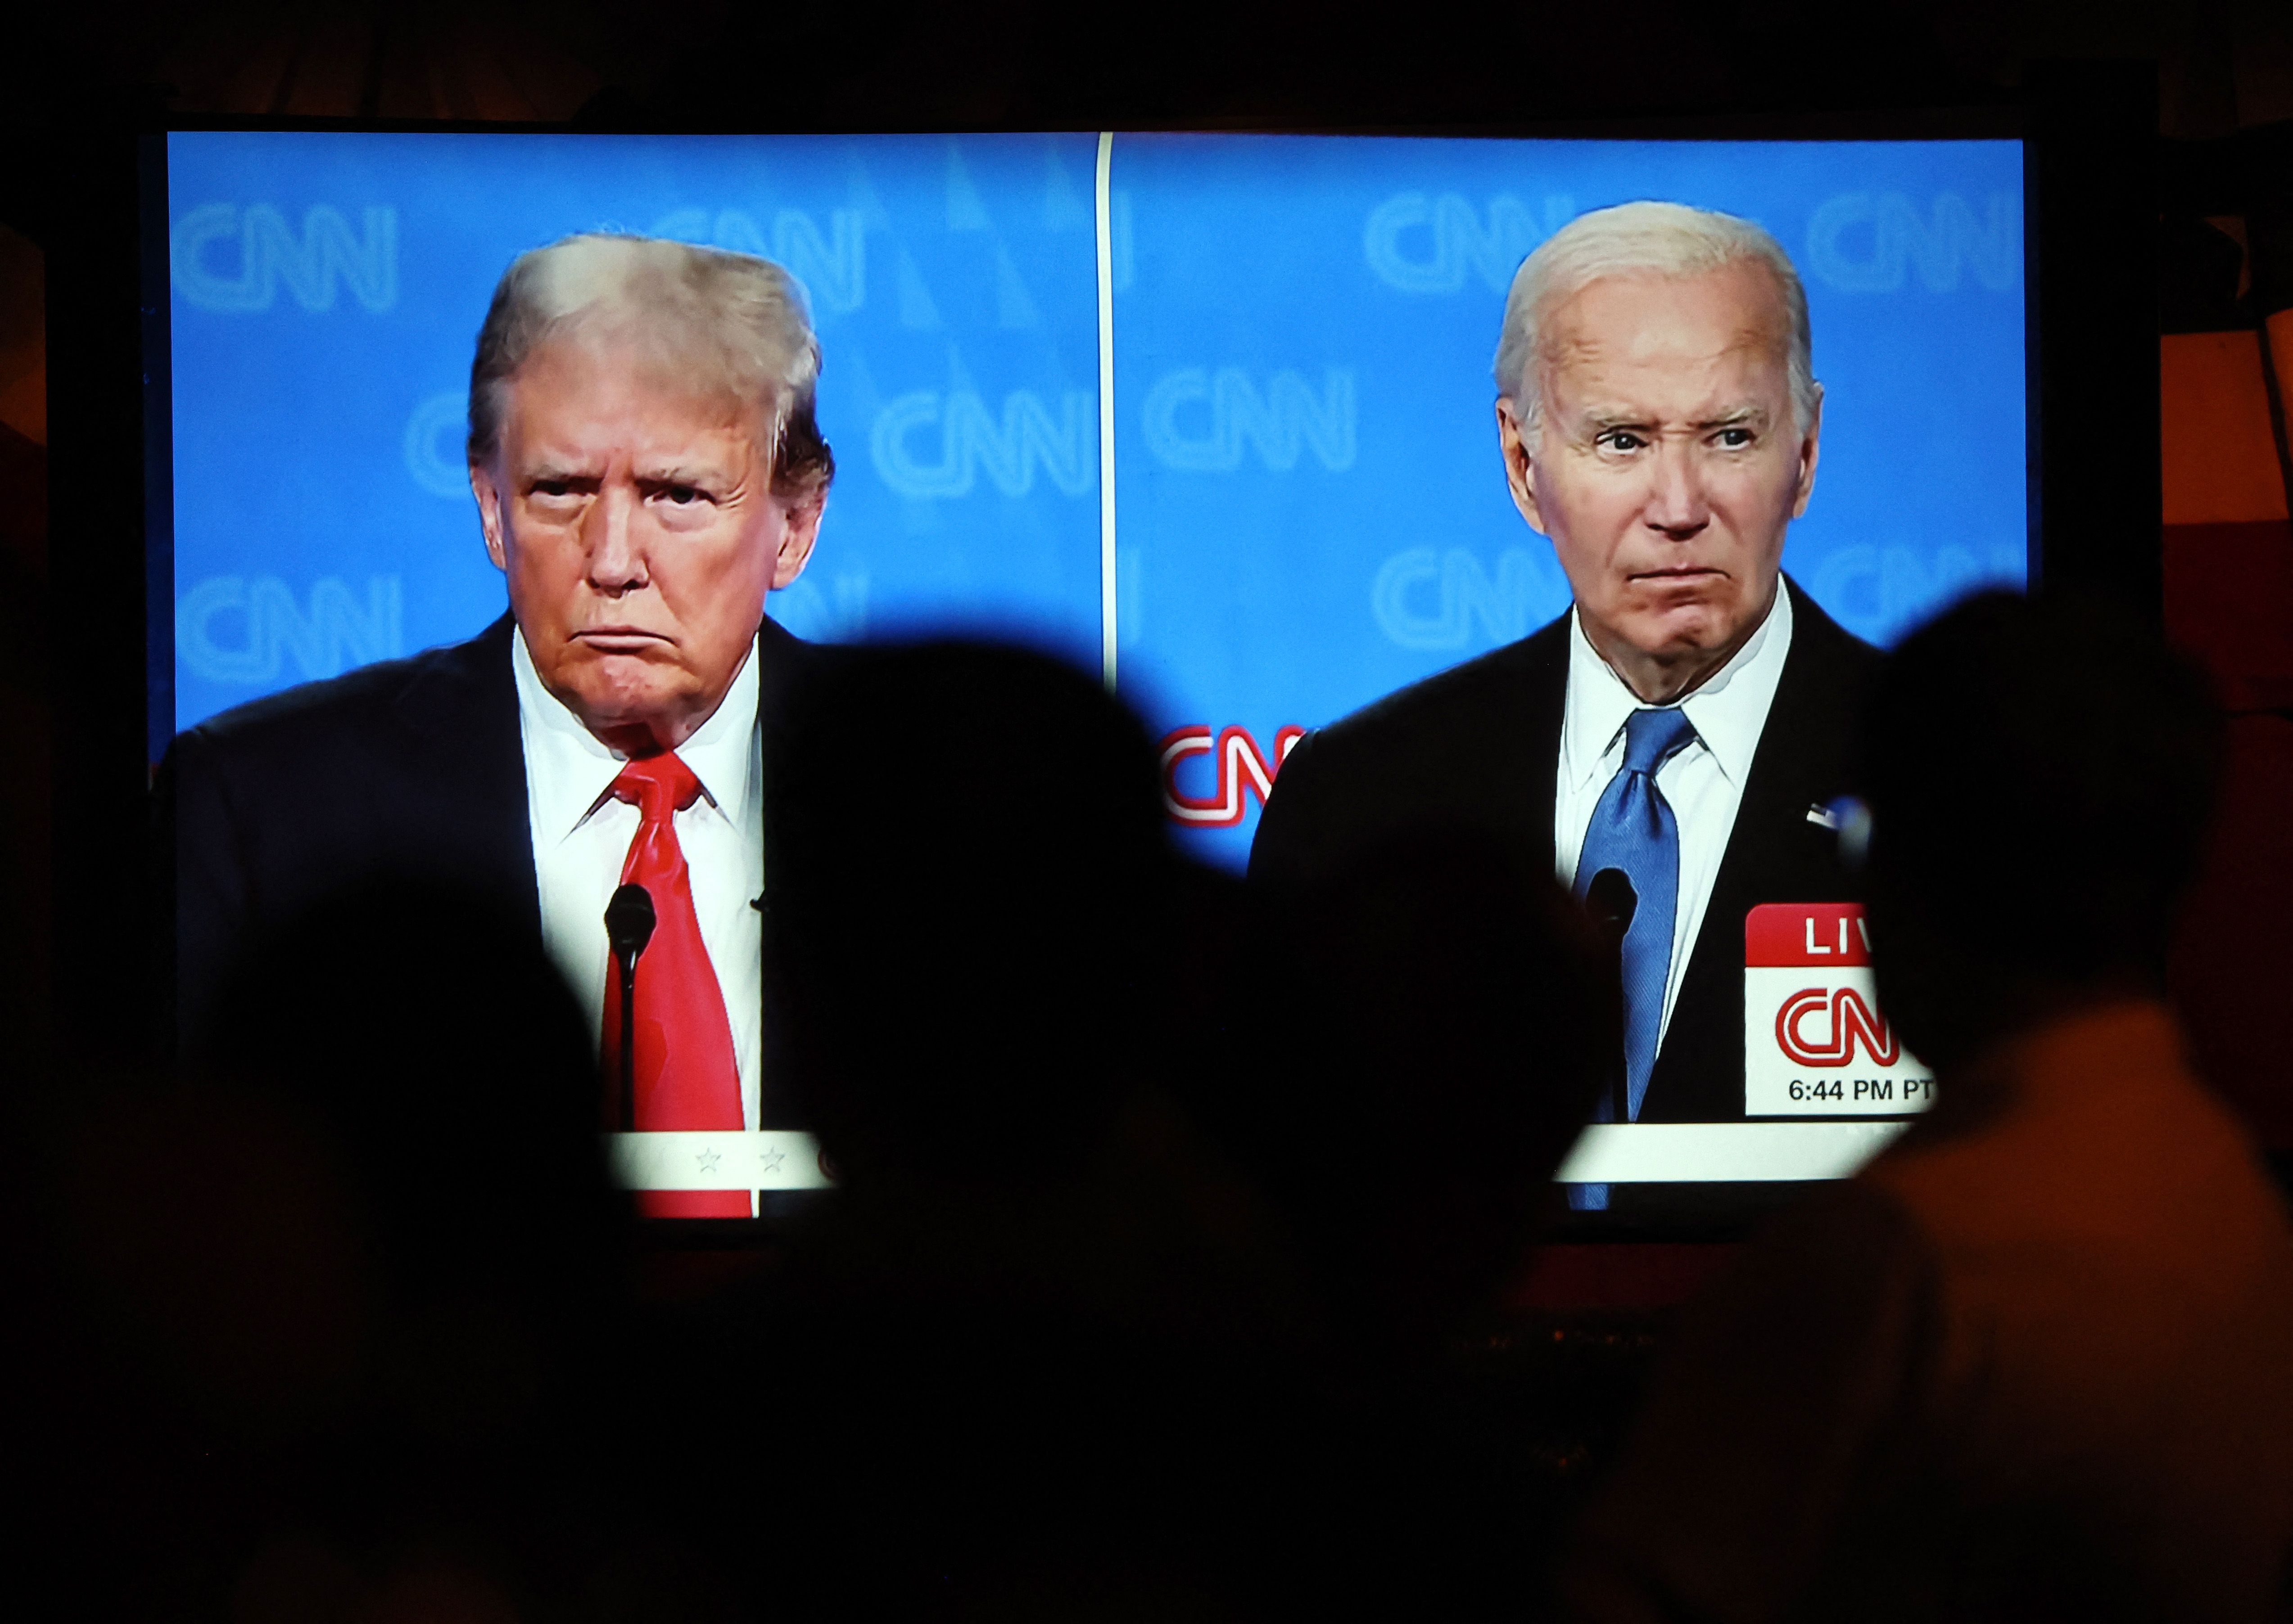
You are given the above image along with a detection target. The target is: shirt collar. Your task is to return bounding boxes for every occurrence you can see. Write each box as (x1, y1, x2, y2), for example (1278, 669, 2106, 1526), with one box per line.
(512, 627, 760, 843)
(1560, 580, 1794, 792)
(674, 640, 760, 826)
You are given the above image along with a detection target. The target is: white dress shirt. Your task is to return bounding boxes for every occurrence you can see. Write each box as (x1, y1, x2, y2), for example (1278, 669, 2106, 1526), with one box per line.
(1555, 584, 1793, 1049)
(513, 629, 765, 1130)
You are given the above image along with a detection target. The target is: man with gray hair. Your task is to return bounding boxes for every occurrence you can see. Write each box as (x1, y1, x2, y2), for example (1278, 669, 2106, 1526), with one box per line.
(1253, 202, 1877, 1172)
(166, 234, 832, 1214)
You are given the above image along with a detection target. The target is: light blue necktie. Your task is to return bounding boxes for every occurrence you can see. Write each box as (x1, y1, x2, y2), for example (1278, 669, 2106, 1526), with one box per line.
(1568, 706, 1697, 1211)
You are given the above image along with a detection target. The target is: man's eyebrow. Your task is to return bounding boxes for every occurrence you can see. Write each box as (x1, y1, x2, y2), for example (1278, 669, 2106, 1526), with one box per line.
(1570, 404, 1775, 433)
(634, 462, 732, 486)
(522, 462, 597, 485)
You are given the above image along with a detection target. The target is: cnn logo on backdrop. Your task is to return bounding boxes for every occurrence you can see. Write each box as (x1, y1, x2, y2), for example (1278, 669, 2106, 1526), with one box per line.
(1743, 903, 1933, 1116)
(1158, 725, 1304, 828)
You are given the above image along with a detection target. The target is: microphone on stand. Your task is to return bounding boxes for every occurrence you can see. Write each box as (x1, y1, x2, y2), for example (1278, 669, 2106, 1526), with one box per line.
(605, 882, 656, 1132)
(1584, 866, 1638, 948)
(1583, 867, 1638, 1126)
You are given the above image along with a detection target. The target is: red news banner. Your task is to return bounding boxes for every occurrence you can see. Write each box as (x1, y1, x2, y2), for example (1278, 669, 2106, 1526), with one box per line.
(1743, 902, 1933, 1117)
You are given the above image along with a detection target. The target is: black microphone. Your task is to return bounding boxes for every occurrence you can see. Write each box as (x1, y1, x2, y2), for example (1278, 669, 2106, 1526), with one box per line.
(604, 883, 656, 1132)
(1582, 868, 1637, 1125)
(1584, 866, 1638, 949)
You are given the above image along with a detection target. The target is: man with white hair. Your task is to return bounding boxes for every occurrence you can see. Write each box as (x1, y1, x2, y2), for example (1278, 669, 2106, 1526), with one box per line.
(1253, 202, 1877, 1159)
(166, 235, 831, 1214)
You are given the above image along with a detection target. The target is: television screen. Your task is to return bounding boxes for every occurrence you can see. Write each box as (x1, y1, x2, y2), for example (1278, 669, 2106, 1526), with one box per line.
(154, 128, 2026, 1222)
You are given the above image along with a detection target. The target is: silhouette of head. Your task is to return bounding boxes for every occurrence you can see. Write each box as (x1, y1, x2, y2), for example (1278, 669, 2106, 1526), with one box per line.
(1225, 831, 1612, 1349)
(1859, 591, 2221, 1072)
(765, 641, 1173, 1187)
(196, 879, 620, 1307)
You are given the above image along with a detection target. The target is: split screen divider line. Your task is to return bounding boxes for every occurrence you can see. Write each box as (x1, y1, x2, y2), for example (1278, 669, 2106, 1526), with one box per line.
(1094, 130, 1118, 692)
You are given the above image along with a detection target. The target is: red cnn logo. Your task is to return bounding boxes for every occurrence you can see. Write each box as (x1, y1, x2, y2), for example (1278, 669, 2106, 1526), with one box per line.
(1159, 726, 1305, 827)
(1775, 986, 1902, 1068)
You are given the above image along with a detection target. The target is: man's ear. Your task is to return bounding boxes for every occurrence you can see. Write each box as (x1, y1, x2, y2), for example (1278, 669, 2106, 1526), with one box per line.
(1497, 398, 1547, 533)
(471, 463, 509, 572)
(1790, 386, 1824, 519)
(770, 490, 826, 591)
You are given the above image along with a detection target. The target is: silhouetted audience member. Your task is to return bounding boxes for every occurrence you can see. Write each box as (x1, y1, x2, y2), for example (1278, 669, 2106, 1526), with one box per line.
(1208, 832, 1610, 1356)
(761, 639, 1311, 1352)
(764, 640, 1171, 1182)
(1198, 830, 1614, 1616)
(49, 882, 747, 1621)
(1564, 591, 2293, 1624)
(735, 640, 1316, 1619)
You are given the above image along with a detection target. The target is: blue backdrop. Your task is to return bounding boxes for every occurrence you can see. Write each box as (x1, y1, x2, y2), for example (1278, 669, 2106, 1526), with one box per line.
(163, 131, 2025, 868)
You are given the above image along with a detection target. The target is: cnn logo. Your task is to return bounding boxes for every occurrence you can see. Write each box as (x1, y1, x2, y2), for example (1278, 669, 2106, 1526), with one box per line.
(1743, 902, 1931, 1117)
(1158, 725, 1304, 828)
(1775, 985, 1901, 1068)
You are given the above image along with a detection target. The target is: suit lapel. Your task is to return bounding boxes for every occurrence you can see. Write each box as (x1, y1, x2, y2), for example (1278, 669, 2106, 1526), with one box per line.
(1506, 612, 1572, 877)
(753, 613, 810, 726)
(392, 613, 542, 941)
(752, 614, 816, 1126)
(1638, 578, 1873, 1122)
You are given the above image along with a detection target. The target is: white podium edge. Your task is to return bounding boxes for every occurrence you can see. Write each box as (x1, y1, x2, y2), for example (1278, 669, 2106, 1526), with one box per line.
(1553, 1120, 1911, 1184)
(606, 1130, 832, 1191)
(603, 1122, 1909, 1192)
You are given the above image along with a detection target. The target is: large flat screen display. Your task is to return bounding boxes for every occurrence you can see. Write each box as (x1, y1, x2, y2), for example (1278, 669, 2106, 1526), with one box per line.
(155, 129, 2027, 1220)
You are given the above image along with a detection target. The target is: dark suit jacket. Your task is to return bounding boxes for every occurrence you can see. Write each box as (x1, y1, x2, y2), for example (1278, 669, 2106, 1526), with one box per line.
(161, 611, 810, 1049)
(1249, 575, 1878, 1123)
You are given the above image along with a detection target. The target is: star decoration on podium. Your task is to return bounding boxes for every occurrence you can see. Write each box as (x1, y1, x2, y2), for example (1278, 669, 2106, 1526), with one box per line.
(758, 1147, 787, 1175)
(696, 1148, 723, 1174)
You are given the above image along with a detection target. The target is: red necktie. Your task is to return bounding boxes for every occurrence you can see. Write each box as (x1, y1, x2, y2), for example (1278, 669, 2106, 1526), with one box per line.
(603, 752, 749, 1219)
